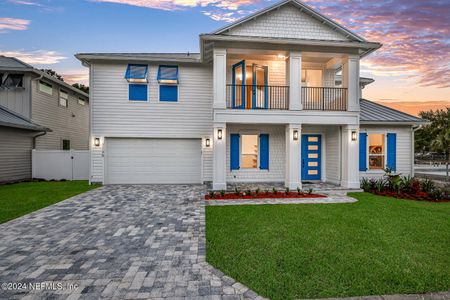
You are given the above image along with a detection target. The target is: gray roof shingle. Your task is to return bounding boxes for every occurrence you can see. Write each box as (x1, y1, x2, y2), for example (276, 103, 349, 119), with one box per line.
(0, 105, 49, 131)
(360, 99, 426, 124)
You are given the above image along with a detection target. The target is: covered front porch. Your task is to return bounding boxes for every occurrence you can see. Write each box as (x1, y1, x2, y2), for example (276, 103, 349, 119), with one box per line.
(211, 123, 360, 190)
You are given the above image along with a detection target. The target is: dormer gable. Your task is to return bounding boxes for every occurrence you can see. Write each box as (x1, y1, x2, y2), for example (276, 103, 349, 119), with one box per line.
(212, 0, 365, 42)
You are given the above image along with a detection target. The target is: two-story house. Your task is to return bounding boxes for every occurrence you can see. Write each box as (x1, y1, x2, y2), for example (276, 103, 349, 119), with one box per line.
(76, 0, 425, 189)
(0, 56, 89, 182)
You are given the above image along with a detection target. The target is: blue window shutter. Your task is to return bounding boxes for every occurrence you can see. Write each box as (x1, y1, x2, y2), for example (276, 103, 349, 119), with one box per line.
(230, 134, 240, 170)
(359, 133, 367, 171)
(129, 84, 147, 101)
(160, 85, 178, 102)
(387, 133, 397, 171)
(259, 134, 269, 170)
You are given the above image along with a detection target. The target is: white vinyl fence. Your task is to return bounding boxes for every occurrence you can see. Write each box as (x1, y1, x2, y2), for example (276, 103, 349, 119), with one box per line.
(32, 150, 89, 180)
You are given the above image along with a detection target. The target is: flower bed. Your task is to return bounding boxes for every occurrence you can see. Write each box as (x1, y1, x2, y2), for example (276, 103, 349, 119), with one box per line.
(205, 191, 327, 200)
(361, 168, 450, 203)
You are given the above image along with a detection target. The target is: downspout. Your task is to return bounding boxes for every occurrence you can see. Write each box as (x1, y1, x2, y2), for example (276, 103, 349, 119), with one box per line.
(32, 130, 47, 149)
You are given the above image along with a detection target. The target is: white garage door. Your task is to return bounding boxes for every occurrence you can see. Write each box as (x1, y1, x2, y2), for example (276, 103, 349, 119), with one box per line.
(105, 138, 201, 184)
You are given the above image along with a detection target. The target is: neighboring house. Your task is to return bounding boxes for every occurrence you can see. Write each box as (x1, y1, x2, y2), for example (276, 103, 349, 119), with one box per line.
(0, 56, 89, 182)
(76, 0, 425, 188)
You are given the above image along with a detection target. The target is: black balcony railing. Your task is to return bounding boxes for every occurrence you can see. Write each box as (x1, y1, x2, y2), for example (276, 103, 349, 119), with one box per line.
(301, 87, 348, 111)
(226, 84, 289, 110)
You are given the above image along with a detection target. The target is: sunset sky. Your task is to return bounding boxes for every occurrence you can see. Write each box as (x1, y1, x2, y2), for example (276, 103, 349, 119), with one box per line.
(1, 0, 449, 115)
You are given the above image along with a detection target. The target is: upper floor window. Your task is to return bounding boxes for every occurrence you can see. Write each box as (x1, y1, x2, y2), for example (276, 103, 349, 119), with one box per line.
(78, 98, 86, 106)
(125, 64, 148, 83)
(158, 65, 179, 102)
(59, 90, 68, 107)
(39, 80, 53, 95)
(368, 134, 385, 170)
(2, 74, 24, 88)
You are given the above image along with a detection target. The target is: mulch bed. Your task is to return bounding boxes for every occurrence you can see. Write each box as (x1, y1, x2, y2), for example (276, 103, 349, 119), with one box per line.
(205, 192, 327, 200)
(372, 191, 450, 203)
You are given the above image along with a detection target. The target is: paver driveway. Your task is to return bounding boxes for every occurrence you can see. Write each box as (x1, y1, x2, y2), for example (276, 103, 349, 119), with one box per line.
(0, 185, 259, 300)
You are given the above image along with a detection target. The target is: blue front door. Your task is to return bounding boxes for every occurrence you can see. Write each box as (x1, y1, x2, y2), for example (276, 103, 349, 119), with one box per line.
(301, 134, 321, 181)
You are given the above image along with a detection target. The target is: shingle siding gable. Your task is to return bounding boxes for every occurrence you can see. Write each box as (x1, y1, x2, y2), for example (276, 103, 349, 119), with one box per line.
(224, 4, 350, 41)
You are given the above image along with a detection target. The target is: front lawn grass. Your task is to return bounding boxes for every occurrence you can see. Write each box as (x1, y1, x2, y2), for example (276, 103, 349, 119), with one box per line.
(0, 181, 100, 224)
(206, 192, 450, 299)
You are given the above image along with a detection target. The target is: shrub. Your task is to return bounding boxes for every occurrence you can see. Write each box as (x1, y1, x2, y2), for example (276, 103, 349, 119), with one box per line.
(360, 178, 371, 192)
(209, 191, 215, 198)
(307, 188, 313, 195)
(400, 176, 414, 193)
(375, 179, 386, 193)
(246, 189, 252, 196)
(421, 179, 435, 193)
(234, 187, 240, 196)
(272, 187, 278, 194)
(220, 190, 225, 197)
(297, 187, 302, 195)
(429, 188, 444, 201)
(255, 188, 260, 195)
(285, 187, 290, 195)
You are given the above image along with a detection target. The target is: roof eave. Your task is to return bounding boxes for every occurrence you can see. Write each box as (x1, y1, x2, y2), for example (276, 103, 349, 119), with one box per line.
(360, 121, 429, 126)
(75, 54, 203, 65)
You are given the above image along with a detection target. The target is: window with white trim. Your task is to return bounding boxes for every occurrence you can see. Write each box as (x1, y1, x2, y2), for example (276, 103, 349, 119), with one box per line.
(39, 80, 53, 95)
(59, 90, 68, 107)
(2, 74, 24, 88)
(241, 135, 258, 169)
(368, 134, 385, 170)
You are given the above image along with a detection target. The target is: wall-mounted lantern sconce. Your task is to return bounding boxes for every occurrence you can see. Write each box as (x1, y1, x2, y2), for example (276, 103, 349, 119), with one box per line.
(351, 131, 357, 141)
(217, 129, 223, 140)
(205, 138, 211, 147)
(293, 130, 299, 141)
(94, 138, 100, 147)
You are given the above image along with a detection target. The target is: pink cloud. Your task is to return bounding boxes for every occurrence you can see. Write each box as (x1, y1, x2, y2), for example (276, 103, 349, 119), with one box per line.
(303, 0, 450, 88)
(61, 70, 89, 85)
(0, 50, 66, 64)
(0, 18, 30, 32)
(91, 0, 258, 11)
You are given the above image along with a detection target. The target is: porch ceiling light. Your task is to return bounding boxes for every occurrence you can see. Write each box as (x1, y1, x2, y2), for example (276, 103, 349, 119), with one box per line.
(293, 130, 299, 141)
(217, 129, 223, 140)
(351, 131, 357, 141)
(205, 138, 211, 147)
(94, 138, 100, 147)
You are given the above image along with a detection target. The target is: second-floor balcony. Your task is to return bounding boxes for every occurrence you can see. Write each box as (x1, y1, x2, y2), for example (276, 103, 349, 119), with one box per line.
(225, 84, 348, 111)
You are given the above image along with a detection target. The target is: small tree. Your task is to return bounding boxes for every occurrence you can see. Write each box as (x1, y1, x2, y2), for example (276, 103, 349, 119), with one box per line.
(417, 108, 450, 179)
(72, 83, 89, 94)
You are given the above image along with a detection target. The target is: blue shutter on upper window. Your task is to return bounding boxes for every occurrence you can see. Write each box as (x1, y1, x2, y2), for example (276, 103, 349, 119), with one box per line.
(160, 85, 178, 102)
(129, 84, 147, 101)
(230, 134, 240, 170)
(259, 134, 269, 170)
(157, 66, 178, 84)
(125, 64, 148, 83)
(387, 133, 397, 171)
(359, 133, 367, 171)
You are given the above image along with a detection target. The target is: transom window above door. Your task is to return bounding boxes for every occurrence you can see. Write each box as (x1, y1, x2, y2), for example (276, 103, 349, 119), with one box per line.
(241, 135, 258, 169)
(368, 134, 385, 170)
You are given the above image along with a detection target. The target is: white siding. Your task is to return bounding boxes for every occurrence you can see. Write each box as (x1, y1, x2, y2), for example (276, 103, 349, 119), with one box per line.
(0, 74, 31, 118)
(31, 80, 89, 150)
(90, 63, 213, 183)
(226, 4, 350, 41)
(325, 126, 340, 184)
(359, 125, 413, 179)
(226, 124, 285, 183)
(0, 127, 34, 182)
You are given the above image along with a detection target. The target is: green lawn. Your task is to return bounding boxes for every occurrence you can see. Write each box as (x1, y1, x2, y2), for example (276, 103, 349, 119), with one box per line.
(206, 193, 450, 300)
(0, 181, 100, 224)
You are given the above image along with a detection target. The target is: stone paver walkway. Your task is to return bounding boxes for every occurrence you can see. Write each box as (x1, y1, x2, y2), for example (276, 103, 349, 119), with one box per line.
(0, 185, 262, 300)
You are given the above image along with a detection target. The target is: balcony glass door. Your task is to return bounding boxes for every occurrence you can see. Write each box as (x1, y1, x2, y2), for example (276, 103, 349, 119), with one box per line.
(252, 64, 268, 109)
(232, 60, 245, 109)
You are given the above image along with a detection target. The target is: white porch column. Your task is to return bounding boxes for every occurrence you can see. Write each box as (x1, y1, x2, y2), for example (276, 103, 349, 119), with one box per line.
(342, 55, 360, 112)
(289, 51, 302, 110)
(213, 48, 227, 109)
(212, 123, 227, 190)
(341, 125, 360, 188)
(285, 123, 302, 189)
